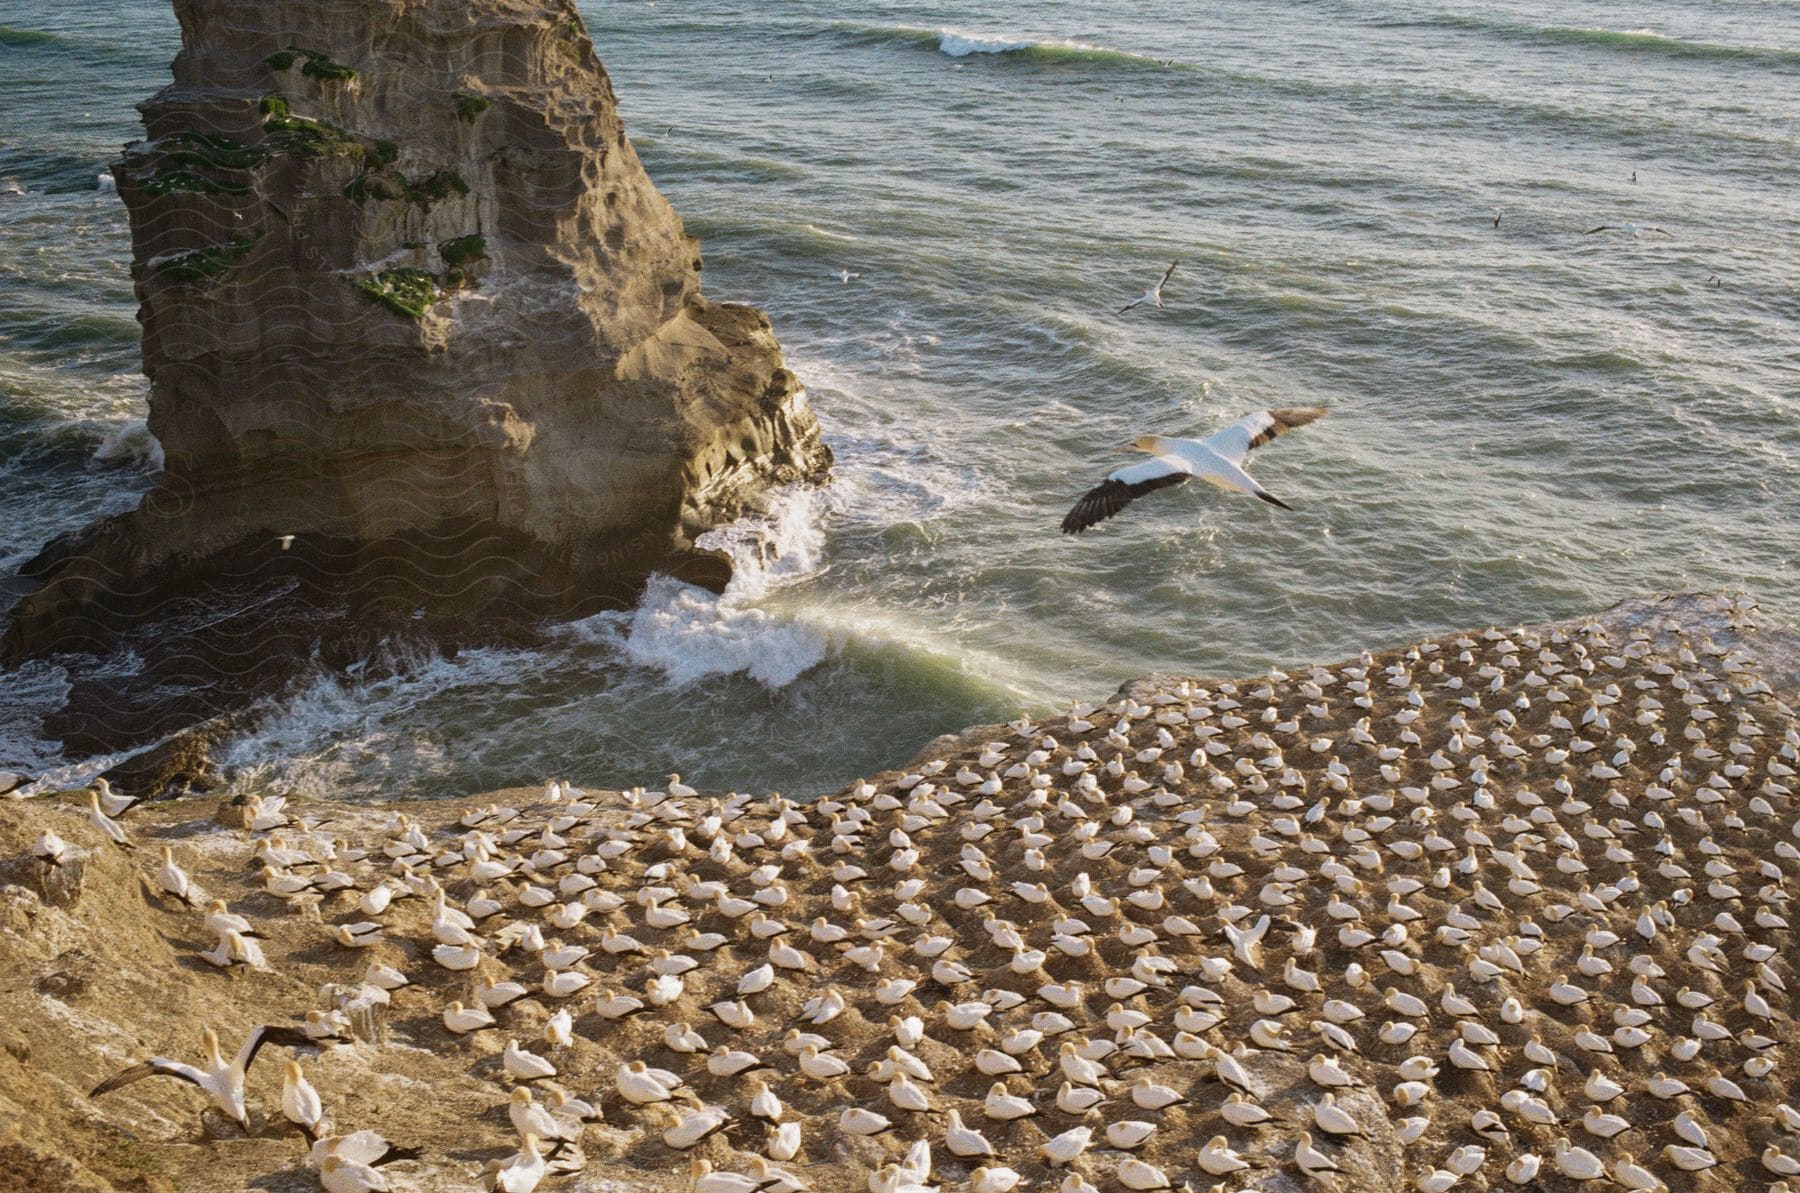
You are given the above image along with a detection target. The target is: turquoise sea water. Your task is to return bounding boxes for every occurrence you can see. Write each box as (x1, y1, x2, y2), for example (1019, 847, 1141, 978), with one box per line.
(2, 0, 1796, 797)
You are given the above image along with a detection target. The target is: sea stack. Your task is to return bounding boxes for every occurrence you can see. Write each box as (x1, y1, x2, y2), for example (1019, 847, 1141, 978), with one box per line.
(2, 0, 828, 748)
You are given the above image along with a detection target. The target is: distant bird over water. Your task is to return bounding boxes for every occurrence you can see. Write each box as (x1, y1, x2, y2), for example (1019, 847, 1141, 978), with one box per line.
(1061, 407, 1327, 533)
(1491, 208, 1502, 228)
(1117, 261, 1177, 314)
(1586, 222, 1670, 237)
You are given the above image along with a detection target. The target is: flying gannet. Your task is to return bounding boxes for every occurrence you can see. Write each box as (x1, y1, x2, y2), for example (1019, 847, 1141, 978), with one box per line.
(1118, 261, 1178, 314)
(1585, 222, 1670, 237)
(1061, 407, 1327, 533)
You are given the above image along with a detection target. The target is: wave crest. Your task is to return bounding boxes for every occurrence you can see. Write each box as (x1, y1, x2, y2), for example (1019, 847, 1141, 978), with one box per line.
(91, 418, 164, 472)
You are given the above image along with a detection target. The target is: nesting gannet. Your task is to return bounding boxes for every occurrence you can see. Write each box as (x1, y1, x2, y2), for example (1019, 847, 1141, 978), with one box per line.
(643, 1102, 729, 1149)
(982, 1082, 1036, 1121)
(1061, 407, 1327, 533)
(615, 1060, 677, 1103)
(1197, 1135, 1251, 1175)
(840, 1106, 893, 1135)
(31, 830, 69, 866)
(503, 1040, 557, 1082)
(280, 1059, 330, 1141)
(444, 1000, 498, 1035)
(311, 1129, 424, 1172)
(89, 1024, 314, 1131)
(971, 1167, 1022, 1193)
(1221, 1092, 1272, 1127)
(946, 1107, 997, 1157)
(510, 1088, 580, 1144)
(1041, 1125, 1092, 1166)
(156, 846, 205, 906)
(1115, 1157, 1173, 1190)
(492, 1134, 548, 1192)
(1117, 260, 1178, 314)
(320, 1154, 389, 1193)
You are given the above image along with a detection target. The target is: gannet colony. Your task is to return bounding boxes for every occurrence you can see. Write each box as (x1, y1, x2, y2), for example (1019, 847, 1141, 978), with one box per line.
(2, 593, 1796, 1192)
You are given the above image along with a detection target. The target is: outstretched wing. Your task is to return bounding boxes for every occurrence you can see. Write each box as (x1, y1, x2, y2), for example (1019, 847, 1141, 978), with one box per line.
(91, 1060, 205, 1098)
(374, 1143, 425, 1167)
(1199, 407, 1328, 466)
(1584, 225, 1611, 235)
(1061, 458, 1191, 534)
(238, 1025, 316, 1074)
(1156, 260, 1178, 290)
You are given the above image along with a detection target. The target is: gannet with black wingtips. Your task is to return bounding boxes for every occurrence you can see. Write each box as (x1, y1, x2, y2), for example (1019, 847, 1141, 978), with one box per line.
(1118, 260, 1178, 314)
(1062, 407, 1327, 533)
(89, 1024, 315, 1131)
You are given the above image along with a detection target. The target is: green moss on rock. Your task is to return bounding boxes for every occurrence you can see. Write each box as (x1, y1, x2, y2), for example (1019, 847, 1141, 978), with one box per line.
(265, 47, 357, 82)
(343, 172, 403, 204)
(453, 93, 492, 123)
(138, 169, 252, 197)
(262, 102, 361, 158)
(154, 230, 262, 285)
(439, 234, 486, 267)
(354, 267, 444, 318)
(405, 170, 469, 204)
(163, 132, 267, 170)
(301, 55, 357, 83)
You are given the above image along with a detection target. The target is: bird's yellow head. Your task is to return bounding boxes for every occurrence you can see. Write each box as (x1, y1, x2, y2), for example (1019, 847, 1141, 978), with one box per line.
(1128, 434, 1164, 454)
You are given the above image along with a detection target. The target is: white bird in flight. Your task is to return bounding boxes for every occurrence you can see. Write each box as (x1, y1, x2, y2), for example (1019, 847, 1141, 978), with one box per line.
(1117, 261, 1177, 313)
(1585, 222, 1669, 237)
(1061, 407, 1326, 534)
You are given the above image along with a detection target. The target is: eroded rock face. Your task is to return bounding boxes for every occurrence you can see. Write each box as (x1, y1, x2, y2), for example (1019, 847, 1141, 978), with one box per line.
(1, 0, 828, 753)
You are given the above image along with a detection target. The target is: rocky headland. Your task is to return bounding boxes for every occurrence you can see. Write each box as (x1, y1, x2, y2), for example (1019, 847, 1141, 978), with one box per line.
(0, 0, 828, 767)
(0, 592, 1795, 1193)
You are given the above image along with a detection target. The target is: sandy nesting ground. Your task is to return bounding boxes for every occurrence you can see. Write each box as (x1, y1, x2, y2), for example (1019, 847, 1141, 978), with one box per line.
(0, 592, 1797, 1193)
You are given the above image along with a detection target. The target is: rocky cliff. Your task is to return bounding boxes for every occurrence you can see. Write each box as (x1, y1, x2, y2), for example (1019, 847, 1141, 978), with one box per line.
(1, 0, 828, 757)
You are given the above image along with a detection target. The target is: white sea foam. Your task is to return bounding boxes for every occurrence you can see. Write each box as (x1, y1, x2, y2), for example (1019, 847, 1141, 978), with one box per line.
(567, 484, 835, 689)
(214, 640, 542, 799)
(213, 485, 841, 798)
(0, 659, 144, 796)
(615, 577, 829, 688)
(933, 28, 1138, 61)
(92, 418, 164, 471)
(938, 30, 1038, 57)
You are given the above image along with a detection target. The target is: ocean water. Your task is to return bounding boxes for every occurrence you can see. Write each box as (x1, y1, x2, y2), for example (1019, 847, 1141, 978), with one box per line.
(2, 0, 1796, 798)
